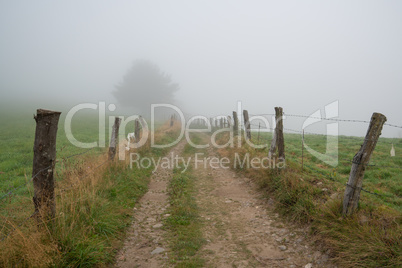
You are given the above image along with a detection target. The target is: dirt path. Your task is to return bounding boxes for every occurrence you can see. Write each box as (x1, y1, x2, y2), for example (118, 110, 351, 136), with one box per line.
(194, 145, 336, 268)
(115, 141, 186, 268)
(116, 135, 336, 267)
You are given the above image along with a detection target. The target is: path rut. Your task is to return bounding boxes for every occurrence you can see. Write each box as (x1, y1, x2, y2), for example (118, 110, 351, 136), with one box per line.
(115, 141, 186, 268)
(193, 145, 336, 268)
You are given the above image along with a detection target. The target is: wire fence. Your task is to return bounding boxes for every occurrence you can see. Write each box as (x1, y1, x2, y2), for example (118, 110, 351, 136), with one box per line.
(0, 211, 38, 242)
(0, 146, 109, 244)
(239, 115, 402, 201)
(248, 112, 402, 129)
(0, 118, 173, 236)
(1, 112, 401, 245)
(0, 147, 103, 204)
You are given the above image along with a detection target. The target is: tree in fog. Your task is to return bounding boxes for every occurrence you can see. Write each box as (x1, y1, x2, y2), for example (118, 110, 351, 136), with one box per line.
(113, 60, 179, 113)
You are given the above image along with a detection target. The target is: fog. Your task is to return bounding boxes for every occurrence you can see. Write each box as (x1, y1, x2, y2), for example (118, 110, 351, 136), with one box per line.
(1, 1, 401, 137)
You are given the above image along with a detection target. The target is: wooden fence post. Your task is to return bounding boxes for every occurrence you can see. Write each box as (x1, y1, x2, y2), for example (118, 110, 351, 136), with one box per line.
(170, 115, 174, 127)
(109, 117, 121, 160)
(233, 111, 238, 135)
(342, 112, 386, 216)
(32, 109, 61, 221)
(227, 116, 231, 128)
(135, 118, 141, 142)
(268, 107, 285, 160)
(243, 110, 251, 140)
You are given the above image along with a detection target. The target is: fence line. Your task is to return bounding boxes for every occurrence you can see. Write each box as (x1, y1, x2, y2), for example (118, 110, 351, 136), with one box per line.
(0, 147, 104, 204)
(291, 156, 397, 200)
(0, 165, 53, 203)
(245, 110, 400, 207)
(248, 112, 402, 129)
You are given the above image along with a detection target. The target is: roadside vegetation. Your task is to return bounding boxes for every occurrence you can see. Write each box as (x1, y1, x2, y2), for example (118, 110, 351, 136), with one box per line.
(216, 131, 401, 267)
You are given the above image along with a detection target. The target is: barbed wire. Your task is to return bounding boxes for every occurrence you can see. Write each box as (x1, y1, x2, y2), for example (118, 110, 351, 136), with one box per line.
(340, 158, 402, 169)
(0, 165, 52, 203)
(62, 147, 95, 160)
(0, 211, 38, 242)
(0, 147, 105, 204)
(248, 112, 402, 129)
(302, 161, 395, 199)
(248, 123, 402, 146)
(345, 183, 386, 197)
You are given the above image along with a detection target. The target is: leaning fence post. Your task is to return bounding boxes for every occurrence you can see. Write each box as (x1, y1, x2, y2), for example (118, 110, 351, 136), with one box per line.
(243, 110, 251, 140)
(109, 117, 122, 160)
(342, 112, 386, 216)
(233, 111, 239, 136)
(32, 109, 61, 221)
(269, 107, 285, 160)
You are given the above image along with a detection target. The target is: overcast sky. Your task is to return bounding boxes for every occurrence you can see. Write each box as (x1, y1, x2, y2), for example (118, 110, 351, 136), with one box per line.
(1, 1, 401, 137)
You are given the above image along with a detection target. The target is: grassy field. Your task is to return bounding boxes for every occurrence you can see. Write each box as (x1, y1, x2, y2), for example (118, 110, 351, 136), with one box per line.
(0, 109, 181, 267)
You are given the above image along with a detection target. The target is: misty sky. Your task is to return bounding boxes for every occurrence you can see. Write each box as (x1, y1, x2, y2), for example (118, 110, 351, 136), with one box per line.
(1, 1, 401, 137)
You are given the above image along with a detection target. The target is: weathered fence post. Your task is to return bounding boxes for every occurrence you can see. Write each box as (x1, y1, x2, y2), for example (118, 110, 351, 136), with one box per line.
(32, 109, 61, 221)
(233, 111, 238, 135)
(342, 112, 386, 216)
(139, 115, 148, 139)
(227, 116, 231, 128)
(268, 107, 285, 160)
(109, 117, 121, 160)
(243, 110, 251, 140)
(170, 115, 174, 127)
(135, 118, 141, 142)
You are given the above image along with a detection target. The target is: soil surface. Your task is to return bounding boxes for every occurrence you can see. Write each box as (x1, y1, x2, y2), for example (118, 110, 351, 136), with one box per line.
(194, 146, 335, 268)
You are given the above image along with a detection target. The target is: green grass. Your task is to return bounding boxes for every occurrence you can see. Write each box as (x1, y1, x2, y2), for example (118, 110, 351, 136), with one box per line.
(0, 111, 103, 203)
(165, 165, 205, 267)
(53, 163, 152, 267)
